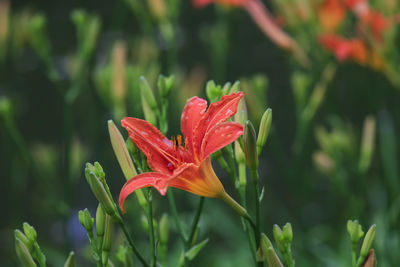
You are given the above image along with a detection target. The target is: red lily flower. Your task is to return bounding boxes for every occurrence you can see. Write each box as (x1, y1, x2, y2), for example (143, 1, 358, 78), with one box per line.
(119, 92, 244, 213)
(319, 34, 367, 64)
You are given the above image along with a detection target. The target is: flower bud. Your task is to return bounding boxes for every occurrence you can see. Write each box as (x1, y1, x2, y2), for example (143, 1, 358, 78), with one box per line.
(78, 209, 94, 233)
(63, 251, 76, 267)
(96, 204, 106, 238)
(244, 120, 258, 171)
(206, 80, 222, 103)
(360, 225, 376, 258)
(229, 81, 240, 94)
(94, 161, 105, 182)
(158, 74, 174, 98)
(139, 76, 158, 125)
(102, 214, 114, 266)
(272, 224, 285, 253)
(14, 230, 32, 252)
(15, 238, 36, 267)
(282, 223, 293, 243)
(23, 223, 37, 243)
(347, 220, 364, 245)
(259, 233, 284, 267)
(85, 165, 116, 216)
(159, 213, 169, 244)
(257, 108, 272, 156)
(221, 82, 231, 95)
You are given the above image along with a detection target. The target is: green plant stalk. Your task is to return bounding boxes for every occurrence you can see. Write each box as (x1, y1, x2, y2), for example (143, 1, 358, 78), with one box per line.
(188, 197, 205, 244)
(250, 169, 262, 267)
(32, 241, 46, 267)
(167, 190, 188, 241)
(118, 219, 149, 267)
(146, 189, 157, 267)
(351, 243, 357, 267)
(216, 153, 235, 183)
(87, 231, 102, 267)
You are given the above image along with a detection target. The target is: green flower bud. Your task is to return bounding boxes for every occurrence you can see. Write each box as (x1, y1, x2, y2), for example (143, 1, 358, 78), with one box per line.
(158, 74, 174, 98)
(23, 223, 37, 243)
(221, 82, 231, 95)
(63, 251, 75, 267)
(102, 214, 114, 266)
(259, 233, 284, 267)
(347, 220, 364, 245)
(244, 120, 258, 171)
(282, 223, 293, 243)
(94, 161, 105, 182)
(273, 224, 285, 253)
(257, 108, 272, 156)
(229, 81, 240, 94)
(139, 76, 158, 125)
(14, 230, 32, 252)
(84, 165, 116, 216)
(159, 213, 169, 244)
(206, 81, 222, 103)
(78, 209, 94, 233)
(96, 204, 106, 238)
(0, 97, 12, 120)
(15, 238, 37, 267)
(360, 225, 376, 258)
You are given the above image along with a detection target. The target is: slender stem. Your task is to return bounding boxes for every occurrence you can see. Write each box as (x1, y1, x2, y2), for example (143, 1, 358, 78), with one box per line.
(118, 220, 149, 267)
(167, 190, 187, 241)
(250, 169, 261, 251)
(188, 197, 205, 244)
(351, 243, 357, 267)
(146, 189, 157, 267)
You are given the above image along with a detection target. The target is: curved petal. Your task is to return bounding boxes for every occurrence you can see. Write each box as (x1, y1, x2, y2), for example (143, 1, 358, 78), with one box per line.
(169, 158, 225, 197)
(201, 122, 243, 159)
(180, 97, 208, 155)
(119, 172, 170, 213)
(193, 92, 244, 159)
(122, 117, 177, 174)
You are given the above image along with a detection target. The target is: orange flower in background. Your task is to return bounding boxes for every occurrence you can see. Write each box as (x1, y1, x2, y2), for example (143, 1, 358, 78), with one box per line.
(319, 34, 367, 64)
(119, 92, 244, 212)
(318, 0, 346, 32)
(192, 0, 246, 8)
(362, 10, 389, 41)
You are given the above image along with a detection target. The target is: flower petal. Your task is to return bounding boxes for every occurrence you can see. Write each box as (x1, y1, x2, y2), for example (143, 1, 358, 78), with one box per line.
(119, 172, 170, 213)
(122, 117, 177, 174)
(201, 122, 244, 159)
(193, 92, 244, 159)
(181, 97, 208, 155)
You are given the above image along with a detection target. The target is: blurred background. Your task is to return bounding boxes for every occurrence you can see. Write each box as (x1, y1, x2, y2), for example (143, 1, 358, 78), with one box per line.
(1, 0, 399, 266)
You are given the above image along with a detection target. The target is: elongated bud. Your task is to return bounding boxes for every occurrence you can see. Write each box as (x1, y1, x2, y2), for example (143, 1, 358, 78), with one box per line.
(140, 76, 158, 125)
(244, 120, 258, 171)
(234, 99, 247, 164)
(15, 238, 37, 267)
(257, 108, 272, 156)
(159, 213, 169, 243)
(14, 230, 32, 252)
(63, 251, 75, 267)
(102, 214, 114, 266)
(222, 82, 231, 95)
(282, 223, 293, 243)
(94, 162, 106, 182)
(158, 74, 174, 98)
(85, 165, 116, 216)
(359, 116, 376, 172)
(360, 225, 376, 259)
(96, 204, 106, 238)
(259, 233, 284, 267)
(78, 209, 94, 233)
(108, 120, 147, 209)
(23, 223, 37, 243)
(229, 81, 240, 94)
(273, 224, 285, 253)
(347, 220, 364, 245)
(206, 80, 222, 103)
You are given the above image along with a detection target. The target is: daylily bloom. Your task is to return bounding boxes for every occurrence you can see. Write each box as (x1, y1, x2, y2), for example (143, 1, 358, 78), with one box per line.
(319, 34, 368, 64)
(119, 92, 245, 213)
(318, 0, 346, 32)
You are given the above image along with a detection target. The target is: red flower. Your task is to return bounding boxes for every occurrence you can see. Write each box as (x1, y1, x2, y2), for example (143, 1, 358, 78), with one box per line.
(318, 0, 346, 32)
(119, 92, 244, 212)
(319, 34, 367, 64)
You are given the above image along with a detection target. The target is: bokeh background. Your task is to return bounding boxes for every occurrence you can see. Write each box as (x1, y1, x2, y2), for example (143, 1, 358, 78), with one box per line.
(1, 0, 400, 266)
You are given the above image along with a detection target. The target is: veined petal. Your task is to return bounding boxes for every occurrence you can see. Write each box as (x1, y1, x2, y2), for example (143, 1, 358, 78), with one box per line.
(119, 172, 169, 213)
(181, 97, 207, 154)
(122, 117, 177, 174)
(201, 122, 244, 159)
(169, 157, 225, 197)
(193, 92, 244, 159)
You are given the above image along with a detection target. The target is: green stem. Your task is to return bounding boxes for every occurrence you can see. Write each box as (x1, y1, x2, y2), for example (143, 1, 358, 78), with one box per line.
(118, 220, 149, 267)
(351, 243, 357, 267)
(167, 190, 187, 241)
(188, 197, 205, 244)
(250, 169, 261, 250)
(146, 190, 157, 267)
